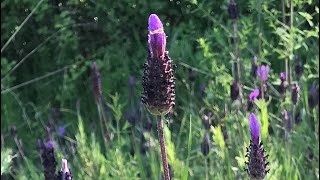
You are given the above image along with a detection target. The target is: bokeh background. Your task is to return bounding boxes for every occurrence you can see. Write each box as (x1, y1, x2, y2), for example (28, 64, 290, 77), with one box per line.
(1, 0, 319, 179)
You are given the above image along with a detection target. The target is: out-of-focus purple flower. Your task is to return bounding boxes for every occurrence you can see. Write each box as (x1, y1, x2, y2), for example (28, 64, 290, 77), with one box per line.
(188, 69, 196, 82)
(257, 65, 270, 82)
(309, 83, 317, 110)
(230, 81, 240, 101)
(249, 89, 259, 102)
(46, 141, 54, 149)
(279, 72, 288, 95)
(291, 83, 300, 105)
(92, 62, 102, 100)
(251, 56, 258, 78)
(58, 126, 65, 136)
(201, 133, 210, 156)
(129, 75, 134, 87)
(200, 83, 205, 96)
(148, 14, 166, 59)
(228, 0, 239, 20)
(280, 72, 286, 81)
(295, 55, 304, 78)
(249, 113, 260, 145)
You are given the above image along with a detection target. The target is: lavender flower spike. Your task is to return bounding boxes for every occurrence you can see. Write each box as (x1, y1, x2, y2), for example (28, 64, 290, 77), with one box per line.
(257, 65, 270, 82)
(249, 113, 260, 145)
(309, 83, 317, 110)
(148, 14, 166, 59)
(245, 113, 269, 179)
(249, 89, 259, 102)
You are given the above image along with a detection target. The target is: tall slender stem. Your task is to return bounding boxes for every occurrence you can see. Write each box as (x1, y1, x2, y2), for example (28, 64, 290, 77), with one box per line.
(157, 116, 170, 180)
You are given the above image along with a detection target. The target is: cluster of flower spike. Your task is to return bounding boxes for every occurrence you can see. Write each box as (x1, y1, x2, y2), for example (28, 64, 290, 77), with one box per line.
(245, 113, 269, 179)
(141, 14, 175, 116)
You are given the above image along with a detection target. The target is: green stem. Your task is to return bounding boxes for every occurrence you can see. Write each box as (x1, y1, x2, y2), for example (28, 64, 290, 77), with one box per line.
(157, 115, 170, 180)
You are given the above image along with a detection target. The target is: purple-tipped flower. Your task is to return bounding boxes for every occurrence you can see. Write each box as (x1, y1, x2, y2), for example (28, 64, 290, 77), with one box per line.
(249, 89, 260, 102)
(245, 113, 269, 179)
(201, 133, 210, 156)
(280, 72, 286, 81)
(279, 72, 288, 95)
(148, 14, 166, 59)
(92, 62, 102, 100)
(228, 0, 239, 20)
(249, 113, 260, 144)
(230, 81, 240, 101)
(295, 55, 304, 79)
(142, 14, 175, 115)
(58, 126, 65, 136)
(291, 83, 300, 105)
(251, 56, 258, 78)
(257, 65, 270, 83)
(308, 83, 317, 110)
(248, 89, 259, 111)
(41, 141, 58, 180)
(57, 159, 72, 180)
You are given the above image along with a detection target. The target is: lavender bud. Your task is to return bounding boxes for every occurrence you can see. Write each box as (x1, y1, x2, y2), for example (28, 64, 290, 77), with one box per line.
(142, 14, 175, 115)
(295, 55, 304, 79)
(92, 61, 102, 100)
(57, 159, 73, 180)
(58, 126, 66, 136)
(201, 133, 210, 156)
(295, 111, 302, 125)
(188, 69, 196, 82)
(228, 0, 239, 20)
(308, 83, 317, 110)
(148, 14, 166, 59)
(248, 89, 259, 111)
(257, 65, 270, 83)
(245, 113, 269, 179)
(41, 141, 58, 180)
(201, 112, 212, 130)
(279, 72, 288, 95)
(291, 83, 300, 105)
(251, 56, 258, 78)
(230, 81, 240, 101)
(11, 125, 17, 137)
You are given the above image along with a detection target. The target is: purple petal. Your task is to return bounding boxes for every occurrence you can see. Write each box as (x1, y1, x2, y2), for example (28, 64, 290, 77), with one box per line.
(249, 89, 260, 102)
(46, 141, 54, 149)
(58, 126, 65, 136)
(61, 159, 70, 173)
(249, 113, 260, 144)
(148, 14, 164, 31)
(280, 72, 286, 81)
(148, 14, 166, 58)
(310, 83, 316, 96)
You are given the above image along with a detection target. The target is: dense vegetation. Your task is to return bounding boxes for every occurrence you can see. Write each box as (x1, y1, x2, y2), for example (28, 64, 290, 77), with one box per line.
(1, 0, 319, 179)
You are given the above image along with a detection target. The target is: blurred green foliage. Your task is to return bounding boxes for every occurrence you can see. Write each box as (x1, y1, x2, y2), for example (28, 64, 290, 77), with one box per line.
(1, 0, 319, 179)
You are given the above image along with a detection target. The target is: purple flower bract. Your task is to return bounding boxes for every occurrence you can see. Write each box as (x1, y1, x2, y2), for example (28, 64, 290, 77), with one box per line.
(148, 14, 166, 59)
(249, 113, 260, 145)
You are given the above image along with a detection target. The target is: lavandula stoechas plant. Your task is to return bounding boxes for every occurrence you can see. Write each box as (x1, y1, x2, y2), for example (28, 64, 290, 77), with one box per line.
(228, 0, 243, 105)
(57, 159, 72, 180)
(279, 72, 287, 95)
(308, 83, 317, 110)
(245, 113, 269, 180)
(257, 64, 270, 100)
(141, 14, 175, 180)
(92, 61, 110, 144)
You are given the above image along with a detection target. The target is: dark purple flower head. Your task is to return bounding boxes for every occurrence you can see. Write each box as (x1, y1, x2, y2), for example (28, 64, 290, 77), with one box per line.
(228, 0, 239, 20)
(249, 89, 259, 102)
(201, 133, 210, 156)
(230, 81, 240, 101)
(148, 14, 166, 59)
(129, 75, 134, 87)
(257, 65, 270, 82)
(92, 61, 102, 100)
(280, 72, 286, 81)
(251, 56, 258, 78)
(309, 83, 317, 109)
(291, 83, 300, 105)
(58, 126, 65, 136)
(249, 113, 260, 145)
